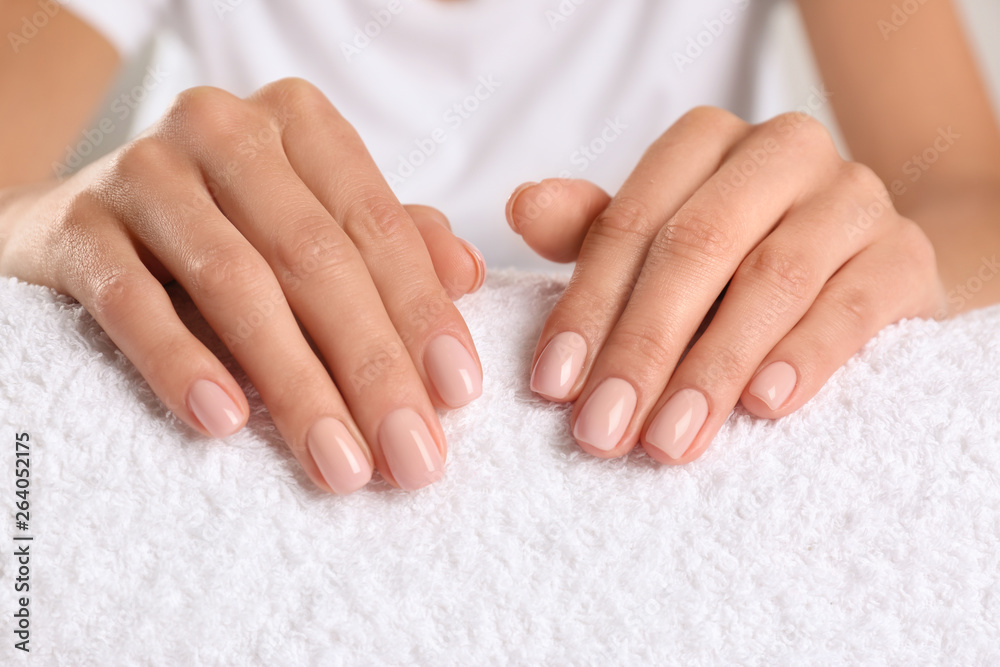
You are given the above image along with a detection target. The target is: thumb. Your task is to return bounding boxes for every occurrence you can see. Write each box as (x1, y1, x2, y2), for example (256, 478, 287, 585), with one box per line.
(505, 178, 612, 263)
(405, 204, 485, 300)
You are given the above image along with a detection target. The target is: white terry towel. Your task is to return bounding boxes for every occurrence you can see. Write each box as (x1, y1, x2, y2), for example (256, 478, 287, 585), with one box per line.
(1, 270, 999, 665)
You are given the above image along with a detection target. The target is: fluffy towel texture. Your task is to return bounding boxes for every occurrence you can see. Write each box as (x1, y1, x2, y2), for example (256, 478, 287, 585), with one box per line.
(1, 270, 999, 666)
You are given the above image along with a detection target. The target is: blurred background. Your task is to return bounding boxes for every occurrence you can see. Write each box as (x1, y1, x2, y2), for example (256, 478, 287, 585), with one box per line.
(90, 0, 1000, 169)
(89, 0, 1000, 189)
(773, 0, 1000, 153)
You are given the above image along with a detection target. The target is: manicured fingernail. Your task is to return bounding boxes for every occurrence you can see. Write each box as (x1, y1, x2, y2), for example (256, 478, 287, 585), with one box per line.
(530, 332, 587, 400)
(425, 334, 482, 408)
(749, 361, 797, 410)
(505, 181, 537, 233)
(645, 388, 709, 460)
(459, 239, 486, 293)
(187, 379, 243, 438)
(572, 377, 637, 451)
(379, 408, 444, 490)
(307, 417, 372, 495)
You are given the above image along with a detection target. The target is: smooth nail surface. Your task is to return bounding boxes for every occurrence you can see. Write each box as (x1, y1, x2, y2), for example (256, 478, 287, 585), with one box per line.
(645, 388, 709, 460)
(425, 335, 482, 408)
(459, 239, 486, 293)
(187, 379, 242, 438)
(749, 361, 797, 410)
(307, 417, 372, 495)
(505, 181, 537, 232)
(531, 332, 587, 400)
(572, 377, 637, 451)
(379, 408, 444, 490)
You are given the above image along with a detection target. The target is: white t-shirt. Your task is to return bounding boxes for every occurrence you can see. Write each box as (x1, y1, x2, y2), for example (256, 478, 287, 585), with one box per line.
(66, 0, 784, 270)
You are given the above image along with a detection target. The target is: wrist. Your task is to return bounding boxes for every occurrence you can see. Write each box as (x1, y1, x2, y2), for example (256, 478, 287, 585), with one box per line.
(0, 180, 59, 276)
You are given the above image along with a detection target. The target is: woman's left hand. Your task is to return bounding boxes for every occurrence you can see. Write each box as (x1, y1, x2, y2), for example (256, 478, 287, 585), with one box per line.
(506, 106, 946, 463)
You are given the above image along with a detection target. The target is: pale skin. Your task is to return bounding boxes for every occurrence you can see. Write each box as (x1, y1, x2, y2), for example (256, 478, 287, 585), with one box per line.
(1, 1, 998, 490)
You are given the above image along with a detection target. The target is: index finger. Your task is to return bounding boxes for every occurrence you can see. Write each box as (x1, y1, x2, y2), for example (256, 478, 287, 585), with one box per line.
(528, 107, 749, 406)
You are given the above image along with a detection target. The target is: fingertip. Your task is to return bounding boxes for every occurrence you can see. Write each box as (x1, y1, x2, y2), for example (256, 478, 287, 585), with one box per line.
(641, 441, 680, 466)
(408, 205, 482, 299)
(458, 238, 486, 295)
(187, 378, 247, 438)
(641, 435, 711, 466)
(577, 440, 637, 459)
(510, 178, 611, 263)
(739, 392, 795, 420)
(506, 181, 538, 233)
(306, 417, 374, 495)
(743, 360, 798, 417)
(378, 407, 446, 491)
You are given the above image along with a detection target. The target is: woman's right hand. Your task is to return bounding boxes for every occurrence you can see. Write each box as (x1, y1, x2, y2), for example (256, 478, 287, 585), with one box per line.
(0, 78, 485, 494)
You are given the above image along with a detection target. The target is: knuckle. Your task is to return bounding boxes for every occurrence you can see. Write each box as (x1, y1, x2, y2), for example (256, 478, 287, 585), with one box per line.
(49, 193, 106, 276)
(273, 219, 354, 286)
(88, 269, 140, 324)
(109, 136, 176, 184)
(898, 220, 938, 276)
(346, 334, 410, 393)
(657, 205, 736, 262)
(343, 192, 414, 240)
(679, 105, 743, 131)
(188, 242, 269, 299)
(400, 292, 454, 343)
(612, 324, 677, 372)
(700, 345, 750, 388)
(57, 191, 103, 235)
(767, 112, 836, 155)
(739, 245, 816, 303)
(589, 195, 659, 246)
(826, 284, 876, 332)
(263, 358, 328, 414)
(556, 286, 619, 338)
(269, 77, 330, 114)
(839, 161, 888, 198)
(165, 86, 246, 140)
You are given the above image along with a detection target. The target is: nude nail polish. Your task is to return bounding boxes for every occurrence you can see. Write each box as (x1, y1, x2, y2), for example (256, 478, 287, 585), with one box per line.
(187, 379, 243, 438)
(572, 377, 637, 451)
(749, 361, 797, 410)
(307, 417, 372, 495)
(425, 335, 482, 408)
(530, 332, 587, 400)
(505, 181, 537, 233)
(379, 408, 444, 490)
(645, 389, 709, 460)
